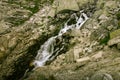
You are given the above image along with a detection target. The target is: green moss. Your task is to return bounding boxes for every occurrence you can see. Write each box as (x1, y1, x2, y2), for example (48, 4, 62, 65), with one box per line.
(90, 27, 110, 44)
(6, 10, 31, 26)
(118, 20, 120, 28)
(110, 29, 120, 39)
(27, 5, 39, 13)
(100, 35, 110, 44)
(116, 11, 120, 20)
(116, 11, 120, 28)
(37, 74, 48, 80)
(7, 17, 28, 26)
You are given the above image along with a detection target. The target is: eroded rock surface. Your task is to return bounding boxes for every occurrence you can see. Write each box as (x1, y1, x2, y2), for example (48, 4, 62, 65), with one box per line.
(0, 0, 120, 80)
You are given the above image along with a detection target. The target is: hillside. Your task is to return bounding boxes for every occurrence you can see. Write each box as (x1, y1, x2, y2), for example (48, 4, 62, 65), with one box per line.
(0, 0, 120, 80)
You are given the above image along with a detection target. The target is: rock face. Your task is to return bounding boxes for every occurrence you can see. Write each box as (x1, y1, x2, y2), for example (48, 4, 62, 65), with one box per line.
(56, 0, 80, 13)
(0, 0, 58, 80)
(0, 0, 120, 80)
(56, 0, 95, 13)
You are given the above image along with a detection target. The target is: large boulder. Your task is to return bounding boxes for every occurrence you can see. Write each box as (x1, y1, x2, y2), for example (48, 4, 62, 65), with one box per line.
(56, 0, 79, 13)
(56, 0, 94, 13)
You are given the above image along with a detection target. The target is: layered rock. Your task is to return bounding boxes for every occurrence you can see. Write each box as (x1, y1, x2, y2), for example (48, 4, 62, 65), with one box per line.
(24, 0, 120, 80)
(0, 0, 58, 80)
(0, 0, 120, 80)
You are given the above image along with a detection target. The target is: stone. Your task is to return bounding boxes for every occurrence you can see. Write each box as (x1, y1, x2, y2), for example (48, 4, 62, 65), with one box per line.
(71, 29, 81, 37)
(90, 73, 113, 80)
(56, 0, 79, 13)
(104, 1, 117, 10)
(117, 43, 120, 49)
(76, 56, 90, 63)
(99, 14, 109, 20)
(110, 29, 120, 39)
(56, 0, 95, 13)
(8, 37, 18, 49)
(107, 25, 114, 31)
(76, 0, 94, 7)
(48, 8, 56, 17)
(65, 50, 74, 63)
(108, 36, 120, 46)
(1, 0, 120, 80)
(0, 1, 59, 80)
(73, 46, 82, 60)
(0, 21, 10, 34)
(92, 10, 103, 19)
(91, 51, 103, 60)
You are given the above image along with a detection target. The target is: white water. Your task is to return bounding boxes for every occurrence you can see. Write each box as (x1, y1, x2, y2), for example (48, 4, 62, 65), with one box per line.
(33, 12, 89, 68)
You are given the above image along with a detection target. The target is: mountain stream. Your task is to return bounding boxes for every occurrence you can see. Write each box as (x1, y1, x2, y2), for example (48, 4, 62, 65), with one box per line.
(33, 11, 89, 68)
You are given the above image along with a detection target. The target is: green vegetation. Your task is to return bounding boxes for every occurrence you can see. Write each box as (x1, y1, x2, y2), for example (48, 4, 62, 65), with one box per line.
(5, 10, 31, 26)
(110, 29, 120, 39)
(5, 0, 54, 26)
(90, 28, 110, 44)
(116, 11, 120, 20)
(100, 34, 110, 44)
(116, 11, 120, 28)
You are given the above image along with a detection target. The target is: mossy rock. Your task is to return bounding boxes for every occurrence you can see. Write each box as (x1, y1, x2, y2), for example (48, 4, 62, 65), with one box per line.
(118, 20, 120, 27)
(90, 28, 110, 44)
(5, 10, 32, 26)
(116, 11, 120, 20)
(110, 29, 120, 39)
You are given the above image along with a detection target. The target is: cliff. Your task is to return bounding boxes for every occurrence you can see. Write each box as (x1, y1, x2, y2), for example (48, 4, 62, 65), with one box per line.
(0, 0, 120, 80)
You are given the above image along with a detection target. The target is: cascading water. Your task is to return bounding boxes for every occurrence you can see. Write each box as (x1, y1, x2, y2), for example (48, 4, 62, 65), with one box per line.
(33, 11, 89, 68)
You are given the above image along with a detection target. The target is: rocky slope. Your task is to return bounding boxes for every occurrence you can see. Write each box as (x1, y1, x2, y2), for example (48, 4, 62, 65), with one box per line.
(0, 0, 120, 80)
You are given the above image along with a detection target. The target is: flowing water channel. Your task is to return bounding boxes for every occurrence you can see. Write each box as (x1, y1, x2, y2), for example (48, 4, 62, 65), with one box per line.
(33, 11, 89, 68)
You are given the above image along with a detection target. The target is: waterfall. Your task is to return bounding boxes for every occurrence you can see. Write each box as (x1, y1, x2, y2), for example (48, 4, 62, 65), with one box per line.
(33, 11, 89, 68)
